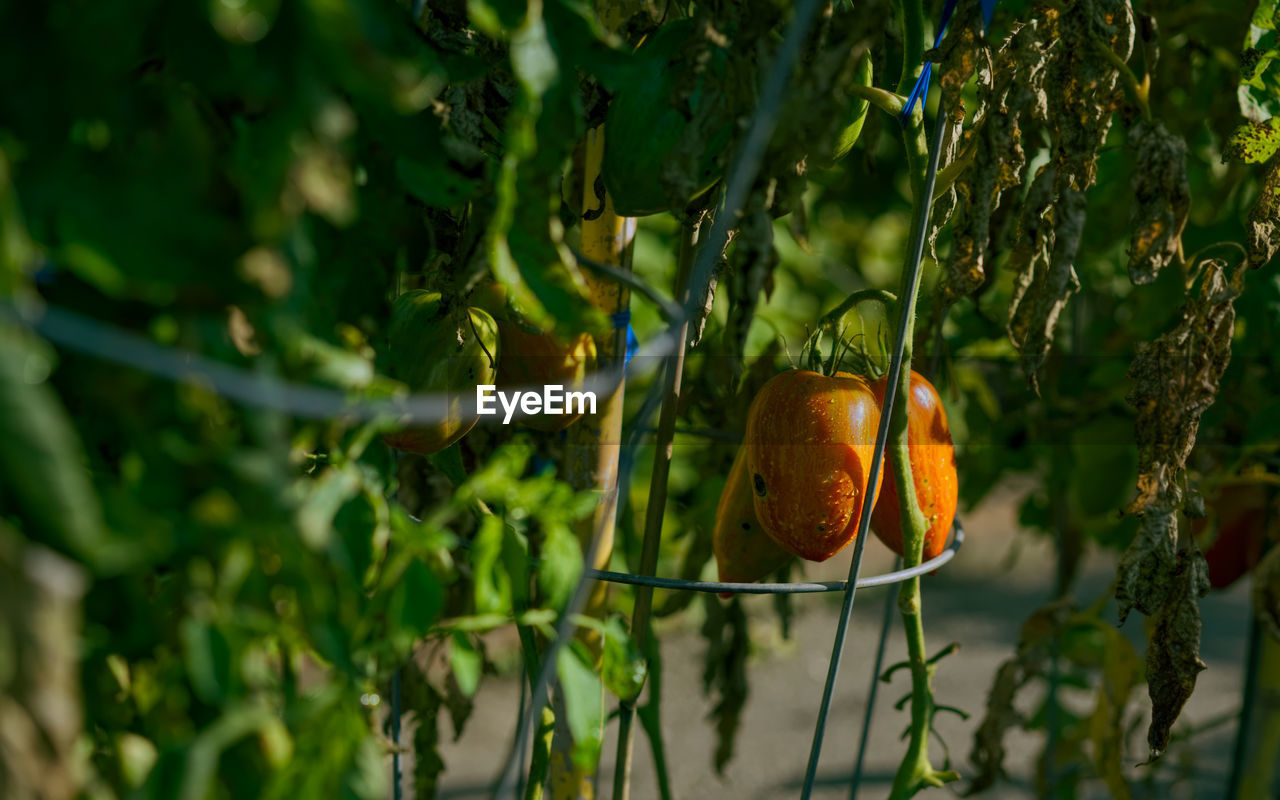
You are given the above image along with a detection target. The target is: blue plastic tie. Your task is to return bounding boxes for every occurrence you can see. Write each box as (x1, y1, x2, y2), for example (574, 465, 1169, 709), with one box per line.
(981, 0, 997, 29)
(899, 0, 997, 125)
(610, 310, 638, 370)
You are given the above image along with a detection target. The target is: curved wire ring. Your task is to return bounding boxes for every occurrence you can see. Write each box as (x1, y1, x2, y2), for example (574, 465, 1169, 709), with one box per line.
(587, 518, 964, 594)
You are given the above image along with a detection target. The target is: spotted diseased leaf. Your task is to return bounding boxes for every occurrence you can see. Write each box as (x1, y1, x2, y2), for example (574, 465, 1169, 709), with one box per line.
(1247, 155, 1280, 267)
(1255, 545, 1280, 641)
(1125, 260, 1240, 514)
(1117, 258, 1240, 763)
(1115, 502, 1178, 623)
(1042, 0, 1134, 190)
(699, 593, 749, 774)
(1143, 547, 1209, 761)
(1008, 183, 1085, 394)
(1127, 121, 1190, 285)
(1224, 117, 1280, 164)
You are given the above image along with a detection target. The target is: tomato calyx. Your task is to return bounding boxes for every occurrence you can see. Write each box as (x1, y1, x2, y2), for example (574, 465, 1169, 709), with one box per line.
(799, 288, 898, 378)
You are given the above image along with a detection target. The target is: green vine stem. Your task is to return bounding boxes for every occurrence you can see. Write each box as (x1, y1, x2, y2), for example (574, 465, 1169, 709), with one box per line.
(818, 288, 899, 330)
(895, 0, 926, 95)
(847, 84, 907, 118)
(886, 0, 955, 795)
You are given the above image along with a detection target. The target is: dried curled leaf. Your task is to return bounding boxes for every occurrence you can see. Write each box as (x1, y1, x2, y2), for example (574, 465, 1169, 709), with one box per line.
(1247, 155, 1280, 267)
(1008, 185, 1085, 393)
(937, 22, 1047, 311)
(1115, 501, 1178, 623)
(1127, 121, 1190, 285)
(1255, 545, 1280, 641)
(1143, 548, 1209, 761)
(965, 601, 1070, 794)
(936, 1, 988, 116)
(399, 661, 446, 799)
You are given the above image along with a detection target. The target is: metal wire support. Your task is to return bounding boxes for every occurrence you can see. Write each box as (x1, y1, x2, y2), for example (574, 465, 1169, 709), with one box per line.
(849, 558, 901, 800)
(587, 521, 963, 594)
(799, 88, 950, 800)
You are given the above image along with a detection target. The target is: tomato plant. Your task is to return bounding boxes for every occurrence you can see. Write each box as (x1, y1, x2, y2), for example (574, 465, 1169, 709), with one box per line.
(3, 0, 1280, 798)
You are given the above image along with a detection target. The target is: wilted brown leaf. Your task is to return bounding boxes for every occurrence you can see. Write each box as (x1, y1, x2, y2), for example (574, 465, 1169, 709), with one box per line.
(938, 21, 1047, 314)
(1116, 258, 1241, 763)
(0, 527, 87, 800)
(1126, 260, 1240, 513)
(1008, 184, 1085, 393)
(1143, 548, 1209, 760)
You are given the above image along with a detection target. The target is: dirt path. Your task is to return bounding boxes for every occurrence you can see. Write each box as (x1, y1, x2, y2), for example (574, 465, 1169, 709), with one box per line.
(428, 482, 1251, 799)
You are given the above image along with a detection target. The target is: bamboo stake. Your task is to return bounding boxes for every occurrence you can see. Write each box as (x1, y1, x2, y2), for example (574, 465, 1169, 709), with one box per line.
(546, 125, 634, 800)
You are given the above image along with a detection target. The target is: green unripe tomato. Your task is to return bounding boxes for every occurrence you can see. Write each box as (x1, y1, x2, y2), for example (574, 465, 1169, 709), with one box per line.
(825, 53, 874, 165)
(381, 290, 499, 455)
(832, 53, 874, 160)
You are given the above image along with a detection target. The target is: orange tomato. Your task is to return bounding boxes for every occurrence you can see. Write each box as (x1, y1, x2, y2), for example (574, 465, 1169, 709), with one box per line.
(868, 371, 958, 563)
(714, 445, 792, 595)
(745, 369, 883, 562)
(495, 321, 597, 432)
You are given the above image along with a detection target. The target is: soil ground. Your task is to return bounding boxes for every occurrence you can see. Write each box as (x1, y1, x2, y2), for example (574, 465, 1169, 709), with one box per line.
(422, 480, 1252, 799)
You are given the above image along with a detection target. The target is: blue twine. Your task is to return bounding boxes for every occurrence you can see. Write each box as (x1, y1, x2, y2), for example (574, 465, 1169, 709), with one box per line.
(610, 310, 638, 370)
(899, 0, 998, 125)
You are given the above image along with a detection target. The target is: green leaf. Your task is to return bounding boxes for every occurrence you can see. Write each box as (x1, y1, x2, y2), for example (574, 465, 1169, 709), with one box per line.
(391, 560, 444, 644)
(573, 615, 647, 703)
(1239, 3, 1280, 120)
(396, 157, 480, 207)
(180, 620, 233, 704)
(1068, 417, 1138, 517)
(537, 521, 582, 611)
(635, 636, 673, 800)
(0, 324, 123, 568)
(471, 515, 511, 614)
(555, 641, 603, 771)
(450, 632, 482, 697)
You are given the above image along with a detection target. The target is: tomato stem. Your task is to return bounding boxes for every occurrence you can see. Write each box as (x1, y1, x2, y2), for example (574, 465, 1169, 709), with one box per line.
(885, 43, 957, 798)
